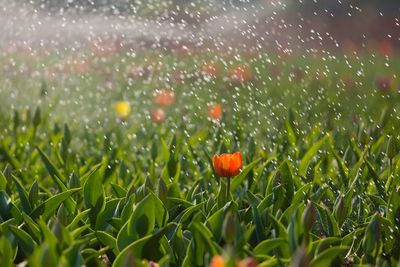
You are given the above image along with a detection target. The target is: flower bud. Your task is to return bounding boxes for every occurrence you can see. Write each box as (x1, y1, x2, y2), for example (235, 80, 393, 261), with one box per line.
(33, 107, 41, 128)
(387, 136, 397, 160)
(223, 212, 236, 243)
(334, 196, 348, 226)
(302, 201, 316, 232)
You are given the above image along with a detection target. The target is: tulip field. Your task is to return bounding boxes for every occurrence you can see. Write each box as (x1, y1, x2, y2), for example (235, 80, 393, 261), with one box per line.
(1, 50, 400, 267)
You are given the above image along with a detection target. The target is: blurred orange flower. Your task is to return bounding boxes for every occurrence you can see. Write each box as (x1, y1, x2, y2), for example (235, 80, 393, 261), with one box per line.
(114, 101, 131, 119)
(151, 108, 166, 124)
(210, 256, 257, 267)
(202, 62, 220, 79)
(210, 255, 226, 267)
(208, 104, 223, 121)
(212, 152, 243, 178)
(154, 90, 175, 107)
(229, 64, 252, 83)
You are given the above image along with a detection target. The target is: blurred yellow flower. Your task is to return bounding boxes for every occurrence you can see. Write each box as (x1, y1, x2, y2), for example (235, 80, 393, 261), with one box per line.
(114, 101, 131, 119)
(258, 148, 266, 158)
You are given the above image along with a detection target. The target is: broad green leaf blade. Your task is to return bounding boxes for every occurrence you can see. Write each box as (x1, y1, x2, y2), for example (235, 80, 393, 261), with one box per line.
(31, 188, 80, 220)
(299, 135, 330, 176)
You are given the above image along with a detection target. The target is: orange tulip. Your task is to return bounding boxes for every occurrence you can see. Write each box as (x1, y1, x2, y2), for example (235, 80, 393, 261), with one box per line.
(212, 152, 242, 178)
(151, 108, 166, 123)
(154, 89, 175, 106)
(208, 104, 223, 121)
(210, 255, 226, 267)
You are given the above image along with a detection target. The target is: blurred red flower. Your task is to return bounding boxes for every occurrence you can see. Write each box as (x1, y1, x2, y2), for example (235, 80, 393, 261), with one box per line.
(378, 40, 394, 57)
(375, 76, 392, 93)
(151, 108, 166, 123)
(154, 90, 175, 107)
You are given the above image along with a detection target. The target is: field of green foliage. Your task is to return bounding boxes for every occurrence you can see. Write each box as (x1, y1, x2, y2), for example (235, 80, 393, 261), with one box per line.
(0, 51, 400, 267)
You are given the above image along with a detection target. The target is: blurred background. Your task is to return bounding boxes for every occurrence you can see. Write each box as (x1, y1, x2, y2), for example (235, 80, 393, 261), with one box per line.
(1, 0, 400, 137)
(1, 0, 399, 54)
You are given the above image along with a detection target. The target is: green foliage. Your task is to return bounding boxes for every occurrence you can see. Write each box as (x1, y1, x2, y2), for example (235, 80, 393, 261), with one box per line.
(0, 54, 400, 266)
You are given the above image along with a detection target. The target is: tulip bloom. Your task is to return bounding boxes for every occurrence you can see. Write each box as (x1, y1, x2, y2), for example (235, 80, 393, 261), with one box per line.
(213, 152, 242, 200)
(154, 89, 175, 106)
(114, 101, 131, 119)
(212, 152, 242, 178)
(208, 104, 223, 121)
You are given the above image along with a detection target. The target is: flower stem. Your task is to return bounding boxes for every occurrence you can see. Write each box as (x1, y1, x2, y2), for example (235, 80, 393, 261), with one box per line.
(226, 178, 231, 201)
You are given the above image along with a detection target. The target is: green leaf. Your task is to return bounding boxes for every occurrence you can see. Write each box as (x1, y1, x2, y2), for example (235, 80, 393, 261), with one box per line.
(266, 160, 294, 205)
(37, 147, 67, 187)
(31, 188, 80, 220)
(189, 129, 209, 146)
(113, 225, 172, 267)
(0, 171, 7, 191)
(231, 157, 262, 191)
(83, 166, 105, 226)
(28, 180, 39, 208)
(0, 191, 22, 221)
(12, 175, 31, 214)
(254, 238, 287, 256)
(285, 114, 297, 147)
(21, 212, 41, 241)
(96, 231, 118, 254)
(189, 221, 220, 265)
(0, 236, 15, 267)
(117, 192, 168, 251)
(63, 124, 71, 145)
(310, 246, 349, 267)
(6, 225, 36, 256)
(67, 209, 90, 231)
(362, 213, 381, 256)
(299, 134, 330, 176)
(364, 158, 387, 199)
